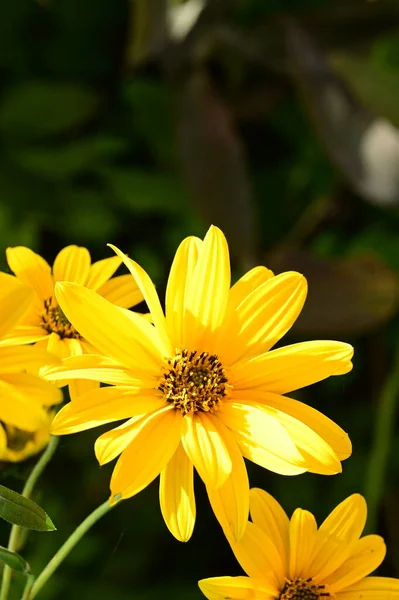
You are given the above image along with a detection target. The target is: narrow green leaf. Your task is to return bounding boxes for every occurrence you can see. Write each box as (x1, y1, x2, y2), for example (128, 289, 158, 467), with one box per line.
(0, 546, 30, 573)
(0, 485, 56, 531)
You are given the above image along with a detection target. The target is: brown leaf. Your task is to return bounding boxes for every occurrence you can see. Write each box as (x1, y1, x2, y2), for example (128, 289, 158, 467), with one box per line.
(176, 70, 257, 269)
(267, 248, 399, 336)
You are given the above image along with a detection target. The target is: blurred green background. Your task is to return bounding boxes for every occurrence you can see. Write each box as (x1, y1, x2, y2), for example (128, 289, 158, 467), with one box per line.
(2, 0, 399, 597)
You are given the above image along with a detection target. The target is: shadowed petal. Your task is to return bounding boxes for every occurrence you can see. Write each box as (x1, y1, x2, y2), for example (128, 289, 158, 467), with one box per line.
(249, 488, 289, 567)
(181, 412, 232, 489)
(86, 255, 122, 290)
(160, 443, 196, 542)
(337, 577, 399, 600)
(207, 420, 249, 541)
(289, 509, 317, 578)
(199, 576, 277, 600)
(53, 246, 91, 285)
(325, 535, 386, 593)
(6, 246, 53, 300)
(110, 406, 182, 501)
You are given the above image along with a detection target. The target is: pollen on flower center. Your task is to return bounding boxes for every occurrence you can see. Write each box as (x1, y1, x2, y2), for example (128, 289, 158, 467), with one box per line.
(41, 298, 80, 339)
(280, 578, 330, 600)
(158, 349, 229, 415)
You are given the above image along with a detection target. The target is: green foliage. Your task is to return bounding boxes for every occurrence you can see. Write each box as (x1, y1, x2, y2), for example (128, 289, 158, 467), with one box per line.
(0, 546, 30, 574)
(0, 485, 55, 531)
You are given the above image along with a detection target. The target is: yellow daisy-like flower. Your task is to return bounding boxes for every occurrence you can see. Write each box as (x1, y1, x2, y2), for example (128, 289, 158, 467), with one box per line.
(0, 273, 62, 460)
(199, 489, 399, 600)
(3, 244, 144, 359)
(0, 414, 53, 463)
(47, 226, 353, 542)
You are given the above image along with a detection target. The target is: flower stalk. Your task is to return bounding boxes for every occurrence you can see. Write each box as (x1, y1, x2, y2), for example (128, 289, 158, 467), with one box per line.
(29, 500, 114, 599)
(0, 436, 59, 600)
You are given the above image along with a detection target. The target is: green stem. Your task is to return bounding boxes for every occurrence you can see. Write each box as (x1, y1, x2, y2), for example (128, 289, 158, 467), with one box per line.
(29, 500, 113, 600)
(364, 349, 399, 533)
(0, 436, 59, 600)
(21, 575, 34, 600)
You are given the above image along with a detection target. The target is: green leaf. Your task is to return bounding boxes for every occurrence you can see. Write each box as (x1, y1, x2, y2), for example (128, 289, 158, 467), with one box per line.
(0, 82, 99, 139)
(14, 136, 125, 180)
(0, 546, 30, 573)
(0, 485, 56, 531)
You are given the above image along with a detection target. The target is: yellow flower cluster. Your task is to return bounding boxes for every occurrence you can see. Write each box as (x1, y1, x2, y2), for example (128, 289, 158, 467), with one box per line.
(0, 226, 397, 599)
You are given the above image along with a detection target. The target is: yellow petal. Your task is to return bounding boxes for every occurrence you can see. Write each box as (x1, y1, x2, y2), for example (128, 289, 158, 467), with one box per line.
(86, 255, 122, 291)
(219, 402, 306, 474)
(108, 244, 173, 355)
(0, 326, 48, 346)
(160, 442, 195, 542)
(249, 488, 289, 566)
(0, 345, 59, 373)
(46, 333, 70, 359)
(0, 276, 34, 338)
(289, 508, 317, 578)
(165, 236, 202, 348)
(52, 245, 91, 285)
(55, 282, 166, 372)
(229, 521, 285, 588)
(0, 425, 7, 457)
(232, 340, 354, 393)
(62, 337, 83, 357)
(68, 379, 99, 401)
(110, 406, 182, 500)
(206, 421, 249, 540)
(250, 391, 351, 460)
(52, 387, 162, 435)
(338, 577, 399, 600)
(319, 494, 367, 543)
(0, 380, 48, 431)
(181, 412, 232, 488)
(6, 246, 54, 300)
(183, 225, 230, 348)
(326, 535, 386, 593)
(270, 408, 343, 475)
(199, 576, 276, 600)
(220, 272, 307, 365)
(44, 354, 143, 386)
(95, 397, 167, 464)
(310, 494, 367, 581)
(97, 274, 144, 308)
(1, 373, 62, 406)
(228, 266, 274, 309)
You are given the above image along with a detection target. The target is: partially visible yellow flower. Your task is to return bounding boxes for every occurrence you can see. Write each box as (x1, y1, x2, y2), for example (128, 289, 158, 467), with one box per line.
(0, 414, 53, 463)
(199, 489, 399, 600)
(0, 273, 62, 460)
(3, 245, 144, 359)
(47, 226, 353, 542)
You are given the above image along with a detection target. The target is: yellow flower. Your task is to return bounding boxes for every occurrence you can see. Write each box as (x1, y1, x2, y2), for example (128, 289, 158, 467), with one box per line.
(3, 244, 144, 359)
(0, 272, 62, 458)
(199, 489, 399, 600)
(47, 226, 353, 542)
(0, 415, 53, 463)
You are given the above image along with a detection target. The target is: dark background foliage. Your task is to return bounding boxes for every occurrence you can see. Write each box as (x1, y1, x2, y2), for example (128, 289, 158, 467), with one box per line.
(1, 0, 399, 597)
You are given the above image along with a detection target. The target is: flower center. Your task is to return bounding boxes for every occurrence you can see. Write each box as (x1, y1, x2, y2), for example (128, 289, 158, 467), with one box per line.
(41, 298, 80, 339)
(280, 578, 330, 600)
(159, 349, 229, 415)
